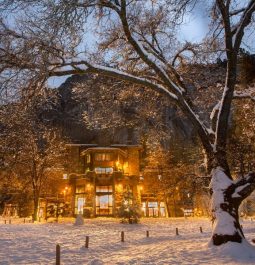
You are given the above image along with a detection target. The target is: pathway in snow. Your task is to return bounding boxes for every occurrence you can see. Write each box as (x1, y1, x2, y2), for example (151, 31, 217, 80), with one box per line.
(0, 217, 255, 264)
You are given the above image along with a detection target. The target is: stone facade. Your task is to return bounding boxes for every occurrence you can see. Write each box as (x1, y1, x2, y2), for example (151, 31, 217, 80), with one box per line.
(64, 144, 142, 217)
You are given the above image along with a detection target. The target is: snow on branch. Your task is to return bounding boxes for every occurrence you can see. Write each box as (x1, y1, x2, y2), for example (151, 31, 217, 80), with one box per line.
(50, 60, 179, 101)
(117, 1, 186, 95)
(233, 85, 255, 102)
(231, 172, 255, 200)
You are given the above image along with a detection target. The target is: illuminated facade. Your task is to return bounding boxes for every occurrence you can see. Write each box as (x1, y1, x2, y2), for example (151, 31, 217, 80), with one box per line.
(64, 144, 168, 217)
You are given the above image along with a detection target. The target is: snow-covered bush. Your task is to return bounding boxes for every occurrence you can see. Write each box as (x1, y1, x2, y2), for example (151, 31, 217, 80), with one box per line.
(118, 188, 141, 224)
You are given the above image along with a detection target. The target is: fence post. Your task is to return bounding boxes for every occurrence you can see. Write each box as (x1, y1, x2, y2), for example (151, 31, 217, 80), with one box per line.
(56, 244, 60, 265)
(176, 228, 179, 236)
(4, 220, 6, 224)
(200, 227, 203, 233)
(85, 236, 89, 248)
(146, 230, 149, 237)
(121, 231, 124, 242)
(9, 219, 11, 224)
(24, 218, 26, 223)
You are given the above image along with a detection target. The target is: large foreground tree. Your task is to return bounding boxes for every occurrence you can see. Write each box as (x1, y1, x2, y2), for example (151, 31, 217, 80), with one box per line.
(0, 0, 255, 246)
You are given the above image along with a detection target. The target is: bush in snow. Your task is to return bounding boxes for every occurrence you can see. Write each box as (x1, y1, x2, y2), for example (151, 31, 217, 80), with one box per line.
(118, 187, 141, 224)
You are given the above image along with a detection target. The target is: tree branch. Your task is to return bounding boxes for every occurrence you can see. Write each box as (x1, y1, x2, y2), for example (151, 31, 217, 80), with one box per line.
(49, 61, 179, 101)
(232, 172, 255, 201)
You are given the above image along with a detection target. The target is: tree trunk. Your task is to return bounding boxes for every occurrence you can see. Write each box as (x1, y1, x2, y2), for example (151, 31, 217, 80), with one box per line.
(33, 192, 39, 221)
(209, 167, 243, 246)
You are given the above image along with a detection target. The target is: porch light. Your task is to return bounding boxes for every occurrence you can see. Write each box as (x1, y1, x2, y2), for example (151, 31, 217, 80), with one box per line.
(63, 173, 68, 179)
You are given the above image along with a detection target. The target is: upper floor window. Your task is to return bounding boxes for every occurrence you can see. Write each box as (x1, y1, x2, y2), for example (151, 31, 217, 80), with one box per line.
(86, 154, 91, 163)
(95, 167, 113, 174)
(96, 186, 113, 192)
(94, 153, 113, 161)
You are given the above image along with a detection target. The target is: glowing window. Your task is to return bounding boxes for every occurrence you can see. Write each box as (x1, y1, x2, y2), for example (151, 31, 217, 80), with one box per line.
(94, 153, 113, 161)
(96, 186, 113, 193)
(95, 167, 113, 174)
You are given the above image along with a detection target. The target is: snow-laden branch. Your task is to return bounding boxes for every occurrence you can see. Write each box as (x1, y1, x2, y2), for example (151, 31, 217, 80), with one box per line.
(118, 1, 186, 95)
(233, 85, 255, 102)
(231, 172, 255, 201)
(50, 61, 179, 101)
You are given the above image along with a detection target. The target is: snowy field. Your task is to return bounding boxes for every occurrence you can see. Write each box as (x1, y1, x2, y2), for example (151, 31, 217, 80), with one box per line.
(1, 217, 255, 265)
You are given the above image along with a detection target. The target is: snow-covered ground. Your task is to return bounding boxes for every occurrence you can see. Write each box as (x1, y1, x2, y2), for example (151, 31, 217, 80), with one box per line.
(1, 217, 255, 265)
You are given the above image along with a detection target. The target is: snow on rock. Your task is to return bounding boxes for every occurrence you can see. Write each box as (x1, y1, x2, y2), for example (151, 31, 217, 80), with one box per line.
(74, 214, 84, 226)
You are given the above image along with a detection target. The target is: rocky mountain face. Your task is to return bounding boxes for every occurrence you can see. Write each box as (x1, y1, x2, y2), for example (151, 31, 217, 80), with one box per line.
(54, 74, 195, 147)
(48, 54, 255, 150)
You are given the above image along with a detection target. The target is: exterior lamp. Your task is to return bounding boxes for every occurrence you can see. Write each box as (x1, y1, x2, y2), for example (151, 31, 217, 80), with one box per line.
(63, 173, 68, 179)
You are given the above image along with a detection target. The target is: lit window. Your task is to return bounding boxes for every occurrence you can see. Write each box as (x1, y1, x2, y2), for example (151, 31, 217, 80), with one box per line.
(95, 167, 113, 174)
(96, 186, 113, 192)
(94, 153, 113, 161)
(148, 202, 158, 207)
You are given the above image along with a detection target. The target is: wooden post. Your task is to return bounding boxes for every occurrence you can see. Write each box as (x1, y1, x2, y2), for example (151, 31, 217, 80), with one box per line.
(146, 230, 149, 237)
(175, 228, 179, 236)
(56, 244, 60, 265)
(200, 227, 203, 233)
(121, 231, 124, 242)
(9, 219, 11, 224)
(4, 220, 6, 224)
(24, 218, 26, 223)
(85, 236, 89, 248)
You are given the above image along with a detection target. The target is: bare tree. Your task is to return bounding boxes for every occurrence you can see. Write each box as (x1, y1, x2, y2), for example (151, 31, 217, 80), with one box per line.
(0, 93, 67, 220)
(0, 0, 255, 246)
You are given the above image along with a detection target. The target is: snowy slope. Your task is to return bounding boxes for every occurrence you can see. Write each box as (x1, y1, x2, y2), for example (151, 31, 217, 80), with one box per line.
(0, 217, 255, 265)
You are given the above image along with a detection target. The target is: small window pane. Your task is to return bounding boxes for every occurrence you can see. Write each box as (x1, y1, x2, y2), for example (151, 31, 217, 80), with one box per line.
(96, 186, 113, 192)
(148, 202, 158, 207)
(95, 167, 113, 174)
(95, 153, 113, 161)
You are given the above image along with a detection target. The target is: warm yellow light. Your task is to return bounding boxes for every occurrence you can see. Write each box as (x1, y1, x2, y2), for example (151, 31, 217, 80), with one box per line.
(139, 186, 143, 190)
(116, 160, 120, 167)
(86, 183, 91, 189)
(65, 186, 68, 190)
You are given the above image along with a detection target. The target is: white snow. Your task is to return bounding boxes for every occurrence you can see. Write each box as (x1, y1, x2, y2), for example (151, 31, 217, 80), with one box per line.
(210, 167, 238, 237)
(232, 183, 250, 198)
(74, 214, 84, 226)
(1, 217, 255, 264)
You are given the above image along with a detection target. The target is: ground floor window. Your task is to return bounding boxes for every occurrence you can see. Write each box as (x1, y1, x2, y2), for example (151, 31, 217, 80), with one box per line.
(75, 195, 86, 214)
(148, 202, 158, 217)
(96, 194, 113, 215)
(142, 201, 166, 217)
